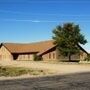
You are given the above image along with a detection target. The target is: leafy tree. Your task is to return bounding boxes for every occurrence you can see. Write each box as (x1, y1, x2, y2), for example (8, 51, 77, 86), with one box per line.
(52, 23, 87, 61)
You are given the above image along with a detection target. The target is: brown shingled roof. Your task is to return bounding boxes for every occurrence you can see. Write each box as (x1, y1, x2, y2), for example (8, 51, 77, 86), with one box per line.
(2, 40, 55, 55)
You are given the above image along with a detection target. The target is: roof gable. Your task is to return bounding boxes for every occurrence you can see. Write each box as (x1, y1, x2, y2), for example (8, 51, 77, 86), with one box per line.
(1, 40, 88, 55)
(1, 40, 55, 54)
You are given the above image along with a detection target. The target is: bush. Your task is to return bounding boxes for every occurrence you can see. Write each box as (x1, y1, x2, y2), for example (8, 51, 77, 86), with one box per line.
(84, 55, 90, 61)
(34, 54, 43, 61)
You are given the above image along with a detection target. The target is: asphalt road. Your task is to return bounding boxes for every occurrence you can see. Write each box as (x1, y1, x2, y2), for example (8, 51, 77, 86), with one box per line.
(0, 72, 90, 90)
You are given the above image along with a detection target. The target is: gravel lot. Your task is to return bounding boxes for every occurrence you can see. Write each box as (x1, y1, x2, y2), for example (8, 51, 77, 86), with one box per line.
(0, 61, 90, 90)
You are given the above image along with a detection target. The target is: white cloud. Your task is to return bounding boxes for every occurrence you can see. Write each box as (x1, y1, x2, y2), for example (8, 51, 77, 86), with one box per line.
(2, 19, 90, 23)
(1, 10, 90, 17)
(2, 19, 59, 22)
(32, 20, 41, 23)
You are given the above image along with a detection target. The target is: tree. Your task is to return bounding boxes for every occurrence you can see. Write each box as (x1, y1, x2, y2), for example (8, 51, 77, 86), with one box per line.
(52, 23, 87, 61)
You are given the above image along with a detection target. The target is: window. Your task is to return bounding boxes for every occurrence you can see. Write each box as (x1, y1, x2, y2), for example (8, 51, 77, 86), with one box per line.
(53, 53, 55, 59)
(49, 53, 51, 59)
(21, 55, 23, 60)
(0, 55, 2, 59)
(28, 55, 30, 60)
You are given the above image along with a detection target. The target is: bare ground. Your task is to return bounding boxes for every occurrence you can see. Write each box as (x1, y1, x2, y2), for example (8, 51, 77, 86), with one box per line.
(0, 61, 90, 75)
(0, 61, 90, 90)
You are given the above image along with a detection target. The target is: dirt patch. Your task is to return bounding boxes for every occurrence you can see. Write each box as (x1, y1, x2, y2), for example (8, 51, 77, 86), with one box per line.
(0, 61, 90, 75)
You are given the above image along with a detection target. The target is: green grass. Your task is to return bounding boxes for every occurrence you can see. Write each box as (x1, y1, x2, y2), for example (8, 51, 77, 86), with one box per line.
(0, 66, 51, 77)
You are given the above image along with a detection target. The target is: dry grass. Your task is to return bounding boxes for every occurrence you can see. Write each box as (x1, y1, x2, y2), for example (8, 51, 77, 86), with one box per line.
(0, 60, 90, 75)
(0, 66, 52, 77)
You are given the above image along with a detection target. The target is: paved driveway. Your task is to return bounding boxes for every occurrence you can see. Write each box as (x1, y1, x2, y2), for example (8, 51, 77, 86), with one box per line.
(0, 72, 90, 90)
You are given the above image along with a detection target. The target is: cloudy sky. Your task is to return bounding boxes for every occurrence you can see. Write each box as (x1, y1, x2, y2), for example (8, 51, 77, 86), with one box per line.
(0, 0, 90, 52)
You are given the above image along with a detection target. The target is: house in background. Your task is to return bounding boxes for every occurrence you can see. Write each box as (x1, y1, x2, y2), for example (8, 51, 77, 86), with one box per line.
(0, 40, 88, 61)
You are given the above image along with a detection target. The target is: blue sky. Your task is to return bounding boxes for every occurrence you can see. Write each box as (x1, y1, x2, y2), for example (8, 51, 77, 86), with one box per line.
(0, 0, 90, 52)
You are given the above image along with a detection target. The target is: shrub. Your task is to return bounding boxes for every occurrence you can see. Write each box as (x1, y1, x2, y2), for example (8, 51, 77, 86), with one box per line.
(84, 55, 90, 61)
(34, 54, 43, 61)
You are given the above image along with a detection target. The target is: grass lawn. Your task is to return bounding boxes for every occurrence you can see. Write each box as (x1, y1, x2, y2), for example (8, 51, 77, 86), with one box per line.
(0, 66, 51, 77)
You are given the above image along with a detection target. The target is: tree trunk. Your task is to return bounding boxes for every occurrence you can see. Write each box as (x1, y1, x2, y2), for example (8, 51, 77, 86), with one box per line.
(68, 52, 71, 62)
